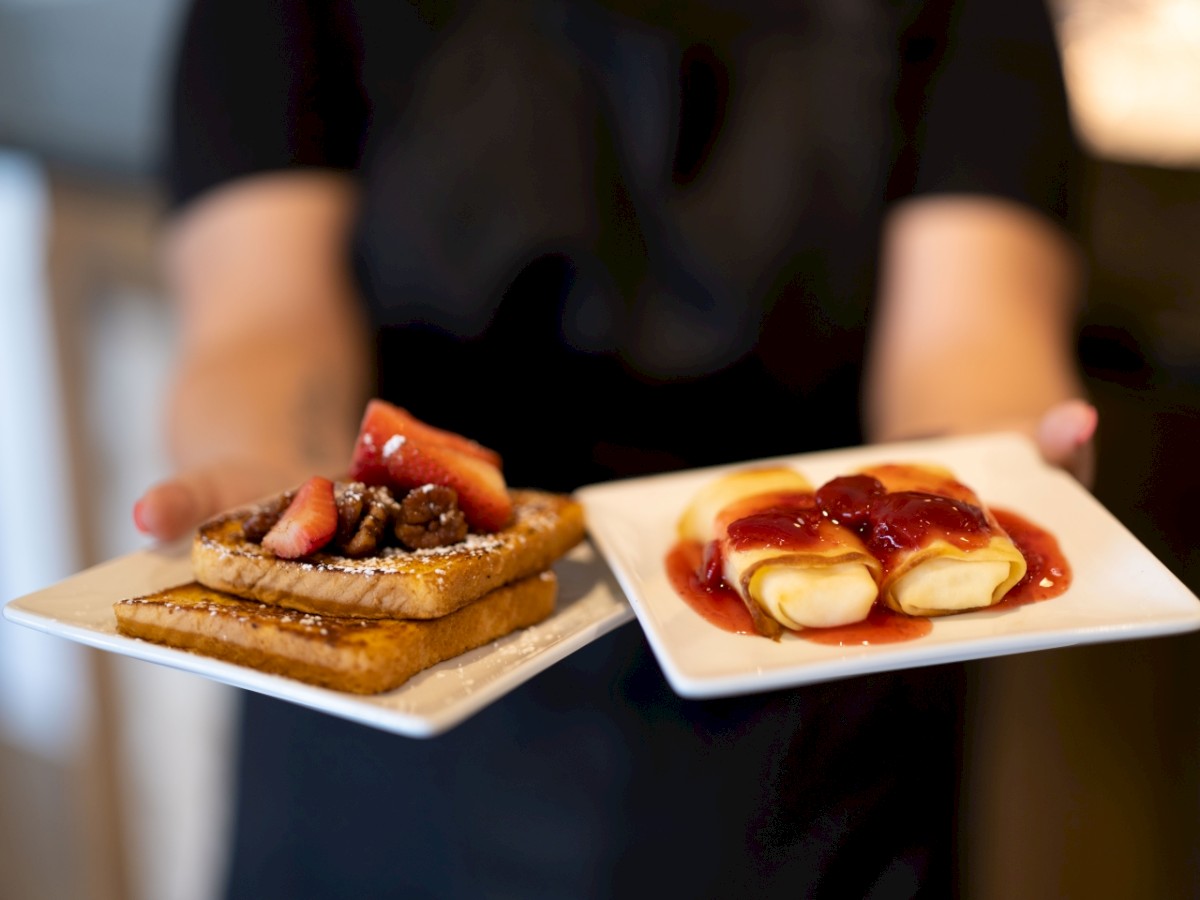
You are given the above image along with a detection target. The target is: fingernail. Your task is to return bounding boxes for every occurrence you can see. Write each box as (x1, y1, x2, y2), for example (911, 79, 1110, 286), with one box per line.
(133, 498, 152, 534)
(1068, 401, 1099, 446)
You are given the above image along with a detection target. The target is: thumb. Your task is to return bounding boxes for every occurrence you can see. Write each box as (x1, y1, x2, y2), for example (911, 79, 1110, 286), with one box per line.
(1034, 399, 1098, 487)
(132, 460, 301, 543)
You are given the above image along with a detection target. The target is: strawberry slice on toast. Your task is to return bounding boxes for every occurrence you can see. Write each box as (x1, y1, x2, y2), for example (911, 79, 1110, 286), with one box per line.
(349, 399, 502, 482)
(262, 475, 338, 558)
(349, 399, 513, 533)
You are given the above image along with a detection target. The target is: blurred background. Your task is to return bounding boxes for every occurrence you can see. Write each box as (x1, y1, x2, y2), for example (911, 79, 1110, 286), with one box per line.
(0, 1, 1198, 898)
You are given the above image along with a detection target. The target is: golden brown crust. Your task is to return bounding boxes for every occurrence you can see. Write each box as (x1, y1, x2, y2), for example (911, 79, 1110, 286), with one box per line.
(113, 573, 558, 694)
(191, 488, 585, 619)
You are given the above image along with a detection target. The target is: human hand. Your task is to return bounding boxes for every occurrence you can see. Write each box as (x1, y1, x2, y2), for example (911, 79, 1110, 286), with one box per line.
(132, 456, 332, 543)
(132, 172, 370, 544)
(1031, 398, 1098, 488)
(873, 399, 1098, 490)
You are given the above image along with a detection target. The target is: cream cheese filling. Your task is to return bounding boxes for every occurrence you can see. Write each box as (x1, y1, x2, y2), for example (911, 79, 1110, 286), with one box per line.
(748, 561, 879, 629)
(891, 557, 1011, 614)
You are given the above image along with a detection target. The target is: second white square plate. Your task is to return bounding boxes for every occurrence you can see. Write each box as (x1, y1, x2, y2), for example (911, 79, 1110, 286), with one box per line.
(576, 432, 1200, 698)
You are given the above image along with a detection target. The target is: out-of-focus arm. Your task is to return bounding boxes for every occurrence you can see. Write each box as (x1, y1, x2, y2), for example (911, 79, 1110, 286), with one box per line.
(134, 171, 372, 540)
(864, 195, 1096, 483)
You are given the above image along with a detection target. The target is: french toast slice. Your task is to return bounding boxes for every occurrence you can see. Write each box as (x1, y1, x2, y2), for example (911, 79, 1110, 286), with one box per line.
(192, 488, 586, 619)
(114, 572, 558, 694)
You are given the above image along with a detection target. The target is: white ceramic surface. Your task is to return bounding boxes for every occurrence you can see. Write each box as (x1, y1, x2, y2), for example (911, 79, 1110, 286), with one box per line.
(576, 432, 1200, 698)
(4, 540, 634, 738)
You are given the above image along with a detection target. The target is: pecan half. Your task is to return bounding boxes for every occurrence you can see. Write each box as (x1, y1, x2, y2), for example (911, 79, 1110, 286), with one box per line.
(240, 489, 296, 543)
(396, 484, 468, 549)
(333, 482, 368, 546)
(339, 485, 401, 557)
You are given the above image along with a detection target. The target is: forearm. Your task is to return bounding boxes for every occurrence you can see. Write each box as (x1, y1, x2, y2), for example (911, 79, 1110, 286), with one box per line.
(163, 171, 371, 474)
(167, 328, 368, 476)
(864, 195, 1085, 443)
(135, 172, 372, 540)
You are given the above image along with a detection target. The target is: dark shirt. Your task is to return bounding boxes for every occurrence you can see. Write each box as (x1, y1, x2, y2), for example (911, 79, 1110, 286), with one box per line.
(165, 2, 1079, 897)
(169, 0, 1078, 486)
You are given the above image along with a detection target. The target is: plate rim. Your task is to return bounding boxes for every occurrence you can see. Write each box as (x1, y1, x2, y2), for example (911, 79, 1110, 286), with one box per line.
(3, 539, 634, 738)
(575, 430, 1200, 698)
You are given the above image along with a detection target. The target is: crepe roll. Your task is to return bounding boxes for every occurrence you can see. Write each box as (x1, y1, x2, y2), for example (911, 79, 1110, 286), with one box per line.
(680, 467, 882, 636)
(845, 463, 1027, 617)
(677, 466, 815, 544)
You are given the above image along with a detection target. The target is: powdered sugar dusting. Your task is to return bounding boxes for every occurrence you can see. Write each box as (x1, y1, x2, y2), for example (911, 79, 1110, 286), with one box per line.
(198, 491, 574, 578)
(382, 434, 406, 457)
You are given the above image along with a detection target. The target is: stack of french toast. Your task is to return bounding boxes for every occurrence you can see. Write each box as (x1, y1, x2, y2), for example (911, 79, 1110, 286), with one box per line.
(113, 400, 586, 694)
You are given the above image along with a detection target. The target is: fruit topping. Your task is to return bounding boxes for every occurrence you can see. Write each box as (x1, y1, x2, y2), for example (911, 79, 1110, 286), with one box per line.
(241, 488, 298, 542)
(349, 399, 502, 482)
(262, 476, 339, 559)
(382, 436, 512, 533)
(349, 400, 513, 533)
(246, 479, 474, 557)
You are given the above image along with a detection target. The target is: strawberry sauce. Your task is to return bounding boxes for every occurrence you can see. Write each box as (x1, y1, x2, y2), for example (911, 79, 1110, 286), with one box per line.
(664, 539, 758, 635)
(664, 504, 1069, 646)
(990, 508, 1072, 607)
(816, 474, 995, 573)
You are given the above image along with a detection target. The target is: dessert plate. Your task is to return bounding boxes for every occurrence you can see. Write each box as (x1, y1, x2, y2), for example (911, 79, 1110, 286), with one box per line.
(576, 432, 1200, 699)
(3, 540, 633, 738)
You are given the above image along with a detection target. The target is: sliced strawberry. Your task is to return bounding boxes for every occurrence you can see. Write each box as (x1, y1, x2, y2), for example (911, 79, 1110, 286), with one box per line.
(346, 400, 512, 532)
(261, 475, 338, 559)
(348, 399, 502, 483)
(382, 437, 513, 533)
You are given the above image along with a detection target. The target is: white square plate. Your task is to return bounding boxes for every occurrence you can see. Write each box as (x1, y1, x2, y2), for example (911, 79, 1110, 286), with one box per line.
(3, 540, 633, 738)
(575, 432, 1200, 698)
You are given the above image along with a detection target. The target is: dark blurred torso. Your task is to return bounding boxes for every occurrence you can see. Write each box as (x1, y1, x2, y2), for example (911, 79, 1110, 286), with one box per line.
(167, 2, 1078, 896)
(354, 0, 904, 487)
